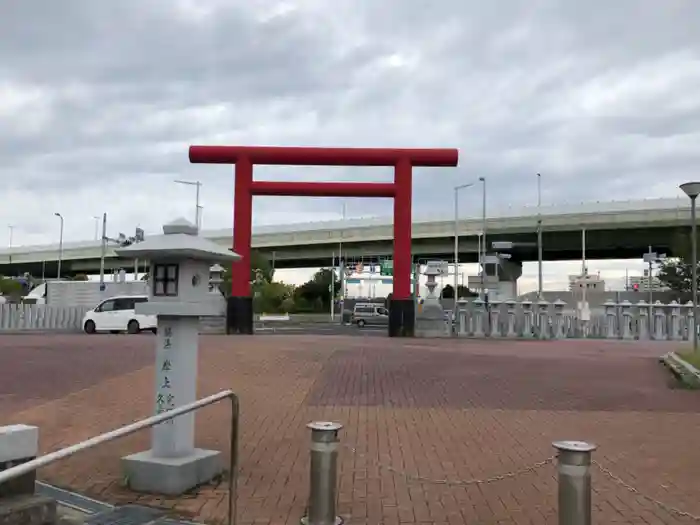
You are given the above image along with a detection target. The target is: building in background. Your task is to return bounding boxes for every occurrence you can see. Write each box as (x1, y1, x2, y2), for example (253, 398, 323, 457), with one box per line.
(626, 274, 670, 292)
(568, 273, 606, 292)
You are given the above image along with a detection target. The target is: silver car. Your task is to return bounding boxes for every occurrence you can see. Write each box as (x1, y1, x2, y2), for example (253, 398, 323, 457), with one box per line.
(352, 303, 389, 327)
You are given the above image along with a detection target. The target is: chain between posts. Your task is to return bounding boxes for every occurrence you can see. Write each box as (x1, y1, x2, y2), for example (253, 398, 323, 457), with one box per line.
(592, 460, 700, 521)
(344, 445, 556, 487)
(343, 445, 700, 520)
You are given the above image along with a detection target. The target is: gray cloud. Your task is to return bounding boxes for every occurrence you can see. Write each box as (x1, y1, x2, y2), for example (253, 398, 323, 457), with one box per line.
(1, 0, 699, 249)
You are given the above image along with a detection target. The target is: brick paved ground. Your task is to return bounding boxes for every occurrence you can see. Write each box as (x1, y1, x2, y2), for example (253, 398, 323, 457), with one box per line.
(1, 334, 700, 524)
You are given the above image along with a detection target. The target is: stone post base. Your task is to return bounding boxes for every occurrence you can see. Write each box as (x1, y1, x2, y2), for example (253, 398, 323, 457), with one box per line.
(122, 448, 222, 495)
(415, 301, 449, 338)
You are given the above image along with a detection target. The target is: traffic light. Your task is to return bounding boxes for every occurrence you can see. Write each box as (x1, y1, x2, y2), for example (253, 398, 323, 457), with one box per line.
(633, 283, 639, 292)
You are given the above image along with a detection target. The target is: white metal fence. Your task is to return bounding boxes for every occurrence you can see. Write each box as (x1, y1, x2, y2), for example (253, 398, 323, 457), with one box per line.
(0, 304, 90, 332)
(454, 299, 696, 340)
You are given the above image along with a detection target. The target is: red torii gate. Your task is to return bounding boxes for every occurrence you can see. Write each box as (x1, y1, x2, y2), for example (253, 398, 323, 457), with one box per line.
(189, 145, 459, 337)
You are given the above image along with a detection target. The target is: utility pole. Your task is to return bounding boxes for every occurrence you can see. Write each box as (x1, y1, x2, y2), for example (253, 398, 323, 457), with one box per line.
(54, 213, 64, 279)
(642, 246, 666, 318)
(479, 177, 486, 298)
(453, 182, 476, 335)
(339, 201, 347, 305)
(579, 228, 588, 329)
(93, 216, 100, 241)
(330, 251, 335, 321)
(647, 245, 654, 307)
(581, 228, 587, 276)
(99, 213, 107, 291)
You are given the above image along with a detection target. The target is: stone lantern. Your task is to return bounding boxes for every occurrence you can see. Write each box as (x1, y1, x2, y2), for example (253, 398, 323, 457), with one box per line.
(415, 260, 448, 337)
(115, 218, 240, 495)
(209, 264, 225, 294)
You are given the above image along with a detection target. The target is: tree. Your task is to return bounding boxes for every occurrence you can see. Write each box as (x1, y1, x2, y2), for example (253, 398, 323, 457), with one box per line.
(657, 260, 698, 301)
(0, 277, 23, 297)
(250, 251, 275, 283)
(220, 250, 275, 296)
(295, 268, 340, 312)
(457, 285, 478, 298)
(441, 284, 455, 299)
(440, 284, 477, 299)
(254, 281, 295, 313)
(657, 229, 700, 300)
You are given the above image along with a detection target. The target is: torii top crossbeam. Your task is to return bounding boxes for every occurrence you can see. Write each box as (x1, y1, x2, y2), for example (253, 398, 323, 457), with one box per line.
(189, 145, 458, 167)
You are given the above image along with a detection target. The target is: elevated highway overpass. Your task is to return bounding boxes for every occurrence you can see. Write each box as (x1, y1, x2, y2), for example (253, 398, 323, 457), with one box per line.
(0, 197, 693, 278)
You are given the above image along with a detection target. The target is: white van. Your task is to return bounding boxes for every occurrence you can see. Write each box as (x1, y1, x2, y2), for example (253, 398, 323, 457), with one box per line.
(82, 295, 157, 334)
(351, 303, 389, 327)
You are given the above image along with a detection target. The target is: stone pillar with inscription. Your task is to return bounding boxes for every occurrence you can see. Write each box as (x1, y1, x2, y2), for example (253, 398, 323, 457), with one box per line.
(115, 218, 240, 495)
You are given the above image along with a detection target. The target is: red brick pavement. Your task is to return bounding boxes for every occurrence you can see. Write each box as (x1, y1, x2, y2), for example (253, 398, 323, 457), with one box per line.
(1, 334, 700, 524)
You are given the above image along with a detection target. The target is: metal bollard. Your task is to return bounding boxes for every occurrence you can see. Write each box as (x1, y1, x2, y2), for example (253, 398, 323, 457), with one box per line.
(302, 422, 344, 525)
(553, 440, 596, 525)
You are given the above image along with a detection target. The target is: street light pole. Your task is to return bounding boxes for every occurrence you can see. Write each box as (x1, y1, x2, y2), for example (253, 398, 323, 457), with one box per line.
(54, 213, 64, 279)
(692, 196, 698, 353)
(174, 179, 203, 232)
(330, 251, 335, 321)
(339, 201, 347, 308)
(453, 182, 475, 334)
(99, 213, 107, 291)
(647, 245, 654, 307)
(479, 176, 486, 298)
(8, 225, 14, 248)
(537, 173, 543, 299)
(93, 216, 100, 241)
(680, 182, 700, 353)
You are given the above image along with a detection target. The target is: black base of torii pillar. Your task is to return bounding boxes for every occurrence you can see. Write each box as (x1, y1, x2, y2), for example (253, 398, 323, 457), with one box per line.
(226, 296, 254, 335)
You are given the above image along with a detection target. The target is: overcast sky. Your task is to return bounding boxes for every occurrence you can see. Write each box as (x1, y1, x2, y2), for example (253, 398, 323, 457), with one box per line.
(2, 0, 699, 289)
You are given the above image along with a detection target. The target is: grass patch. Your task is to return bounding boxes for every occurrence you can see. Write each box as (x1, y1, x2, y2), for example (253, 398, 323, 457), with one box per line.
(677, 350, 700, 369)
(666, 349, 700, 389)
(667, 374, 700, 390)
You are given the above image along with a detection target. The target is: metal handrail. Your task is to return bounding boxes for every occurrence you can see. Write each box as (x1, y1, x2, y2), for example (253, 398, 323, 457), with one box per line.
(0, 389, 239, 525)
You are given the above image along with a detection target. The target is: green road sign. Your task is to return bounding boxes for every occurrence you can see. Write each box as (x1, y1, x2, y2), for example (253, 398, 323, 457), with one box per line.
(380, 260, 393, 276)
(378, 259, 418, 277)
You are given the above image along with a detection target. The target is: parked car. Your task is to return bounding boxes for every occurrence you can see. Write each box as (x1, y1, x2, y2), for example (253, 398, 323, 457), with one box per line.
(352, 303, 389, 327)
(82, 295, 157, 334)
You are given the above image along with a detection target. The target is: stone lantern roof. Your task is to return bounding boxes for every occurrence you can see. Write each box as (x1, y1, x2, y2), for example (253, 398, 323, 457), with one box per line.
(115, 218, 240, 263)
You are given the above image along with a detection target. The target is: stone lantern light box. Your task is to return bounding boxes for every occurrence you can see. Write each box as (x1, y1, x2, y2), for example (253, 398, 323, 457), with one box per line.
(118, 218, 237, 316)
(114, 218, 240, 495)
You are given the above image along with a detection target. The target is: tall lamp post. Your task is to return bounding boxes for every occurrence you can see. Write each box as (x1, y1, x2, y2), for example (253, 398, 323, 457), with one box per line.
(536, 173, 543, 299)
(93, 216, 101, 241)
(54, 212, 64, 279)
(8, 225, 14, 248)
(174, 179, 203, 232)
(680, 181, 700, 353)
(453, 182, 476, 333)
(479, 176, 486, 298)
(338, 201, 347, 317)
